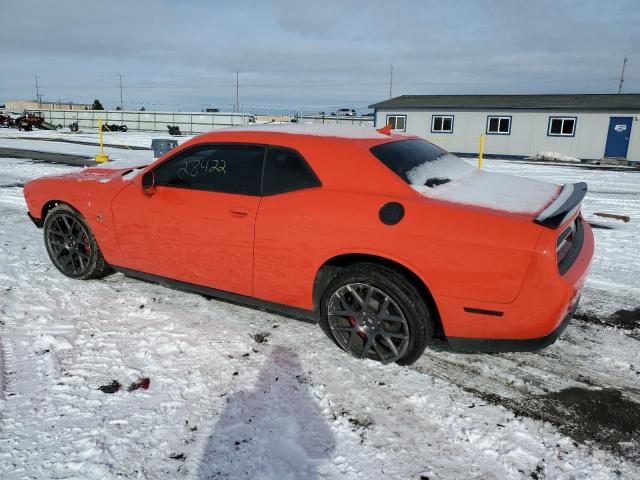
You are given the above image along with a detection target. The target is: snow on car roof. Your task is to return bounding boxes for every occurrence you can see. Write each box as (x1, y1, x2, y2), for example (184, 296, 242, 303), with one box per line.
(216, 123, 406, 139)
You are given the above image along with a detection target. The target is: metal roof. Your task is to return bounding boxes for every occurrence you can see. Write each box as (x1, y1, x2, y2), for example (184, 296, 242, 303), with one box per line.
(369, 94, 640, 111)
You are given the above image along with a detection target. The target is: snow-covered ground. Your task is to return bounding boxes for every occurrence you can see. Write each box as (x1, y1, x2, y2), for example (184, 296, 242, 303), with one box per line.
(0, 128, 192, 167)
(0, 131, 639, 479)
(528, 152, 582, 164)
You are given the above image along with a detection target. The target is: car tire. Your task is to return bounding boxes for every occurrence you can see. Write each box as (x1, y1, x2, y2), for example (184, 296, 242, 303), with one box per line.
(319, 262, 433, 365)
(43, 204, 111, 280)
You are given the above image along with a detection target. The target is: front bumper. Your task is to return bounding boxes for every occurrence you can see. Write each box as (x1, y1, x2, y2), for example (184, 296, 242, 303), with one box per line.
(27, 212, 43, 228)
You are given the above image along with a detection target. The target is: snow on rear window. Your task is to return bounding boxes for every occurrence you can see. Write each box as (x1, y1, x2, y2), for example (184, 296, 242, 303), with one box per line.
(370, 138, 560, 214)
(406, 153, 474, 185)
(371, 139, 473, 186)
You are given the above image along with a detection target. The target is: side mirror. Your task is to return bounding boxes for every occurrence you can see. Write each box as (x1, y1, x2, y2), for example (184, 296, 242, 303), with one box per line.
(141, 171, 156, 196)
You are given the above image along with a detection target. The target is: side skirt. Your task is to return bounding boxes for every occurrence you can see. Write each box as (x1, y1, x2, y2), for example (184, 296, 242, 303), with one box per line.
(112, 266, 319, 324)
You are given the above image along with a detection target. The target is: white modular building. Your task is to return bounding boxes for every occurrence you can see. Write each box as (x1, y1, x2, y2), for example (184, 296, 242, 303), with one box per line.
(370, 94, 640, 163)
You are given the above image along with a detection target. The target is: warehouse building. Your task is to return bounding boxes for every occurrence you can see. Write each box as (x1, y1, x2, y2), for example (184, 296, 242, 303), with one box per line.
(5, 99, 93, 111)
(370, 94, 640, 163)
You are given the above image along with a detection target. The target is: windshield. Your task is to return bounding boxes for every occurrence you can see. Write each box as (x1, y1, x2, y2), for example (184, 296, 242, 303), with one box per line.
(370, 139, 473, 188)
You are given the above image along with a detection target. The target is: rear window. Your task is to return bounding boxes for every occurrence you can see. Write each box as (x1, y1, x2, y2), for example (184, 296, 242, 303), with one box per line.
(370, 139, 473, 188)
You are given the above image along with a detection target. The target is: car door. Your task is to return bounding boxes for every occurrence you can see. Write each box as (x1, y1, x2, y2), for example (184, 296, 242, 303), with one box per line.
(111, 143, 264, 296)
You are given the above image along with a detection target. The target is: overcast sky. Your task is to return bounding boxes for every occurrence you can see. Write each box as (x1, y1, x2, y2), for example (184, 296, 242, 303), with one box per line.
(1, 0, 639, 113)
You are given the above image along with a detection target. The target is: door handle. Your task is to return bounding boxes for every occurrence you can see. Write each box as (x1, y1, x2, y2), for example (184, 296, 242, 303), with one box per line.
(229, 206, 250, 217)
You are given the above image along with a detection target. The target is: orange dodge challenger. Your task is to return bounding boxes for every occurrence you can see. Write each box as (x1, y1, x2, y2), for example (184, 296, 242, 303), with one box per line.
(24, 125, 594, 364)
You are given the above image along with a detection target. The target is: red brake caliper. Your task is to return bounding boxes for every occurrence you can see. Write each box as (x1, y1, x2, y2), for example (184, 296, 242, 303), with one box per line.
(348, 316, 367, 340)
(82, 234, 91, 255)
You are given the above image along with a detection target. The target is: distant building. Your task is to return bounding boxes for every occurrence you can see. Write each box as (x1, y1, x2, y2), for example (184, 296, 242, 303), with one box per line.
(255, 114, 292, 123)
(5, 99, 92, 111)
(370, 94, 640, 163)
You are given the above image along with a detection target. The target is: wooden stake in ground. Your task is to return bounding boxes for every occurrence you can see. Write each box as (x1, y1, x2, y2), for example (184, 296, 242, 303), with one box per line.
(594, 212, 631, 223)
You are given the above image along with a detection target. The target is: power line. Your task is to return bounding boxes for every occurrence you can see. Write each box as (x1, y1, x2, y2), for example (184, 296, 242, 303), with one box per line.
(389, 65, 394, 99)
(618, 55, 628, 94)
(118, 74, 124, 109)
(235, 70, 240, 113)
(34, 74, 41, 102)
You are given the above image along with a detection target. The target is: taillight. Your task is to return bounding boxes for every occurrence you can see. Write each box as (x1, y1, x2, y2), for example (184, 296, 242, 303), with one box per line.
(556, 218, 577, 265)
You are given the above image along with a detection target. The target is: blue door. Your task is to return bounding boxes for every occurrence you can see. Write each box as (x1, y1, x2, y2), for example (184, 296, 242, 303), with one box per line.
(604, 117, 633, 158)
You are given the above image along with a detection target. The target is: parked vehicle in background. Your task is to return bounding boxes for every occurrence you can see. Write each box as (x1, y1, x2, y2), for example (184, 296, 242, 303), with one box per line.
(332, 108, 357, 116)
(16, 112, 45, 131)
(23, 124, 593, 365)
(101, 123, 128, 132)
(0, 113, 16, 128)
(167, 125, 182, 136)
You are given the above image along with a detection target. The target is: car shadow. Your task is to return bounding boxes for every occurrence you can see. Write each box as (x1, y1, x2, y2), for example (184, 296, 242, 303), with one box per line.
(196, 346, 335, 479)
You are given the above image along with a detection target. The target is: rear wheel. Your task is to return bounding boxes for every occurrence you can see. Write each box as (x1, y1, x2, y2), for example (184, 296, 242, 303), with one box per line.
(43, 204, 111, 280)
(319, 263, 433, 365)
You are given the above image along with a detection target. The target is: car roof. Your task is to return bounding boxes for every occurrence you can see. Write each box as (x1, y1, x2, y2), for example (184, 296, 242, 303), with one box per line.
(194, 123, 414, 144)
(162, 123, 420, 196)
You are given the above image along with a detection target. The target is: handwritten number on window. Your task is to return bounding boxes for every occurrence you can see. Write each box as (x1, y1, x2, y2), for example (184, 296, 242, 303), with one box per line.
(178, 158, 227, 179)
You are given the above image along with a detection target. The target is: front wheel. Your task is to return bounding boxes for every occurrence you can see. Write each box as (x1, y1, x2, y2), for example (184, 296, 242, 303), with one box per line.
(319, 263, 433, 365)
(43, 204, 111, 280)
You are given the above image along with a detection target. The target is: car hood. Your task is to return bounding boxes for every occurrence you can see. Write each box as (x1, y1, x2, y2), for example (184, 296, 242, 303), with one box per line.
(55, 166, 145, 184)
(412, 170, 562, 216)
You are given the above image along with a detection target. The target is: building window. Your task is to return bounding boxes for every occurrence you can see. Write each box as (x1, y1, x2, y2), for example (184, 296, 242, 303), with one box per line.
(486, 116, 511, 135)
(386, 115, 406, 131)
(548, 117, 576, 137)
(431, 115, 454, 133)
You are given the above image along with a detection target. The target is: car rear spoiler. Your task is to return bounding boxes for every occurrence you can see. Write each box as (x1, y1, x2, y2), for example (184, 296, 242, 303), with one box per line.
(534, 182, 587, 229)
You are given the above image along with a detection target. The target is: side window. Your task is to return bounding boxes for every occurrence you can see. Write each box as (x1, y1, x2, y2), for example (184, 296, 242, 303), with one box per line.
(486, 116, 511, 135)
(154, 144, 264, 195)
(262, 147, 321, 195)
(386, 115, 406, 131)
(548, 117, 576, 137)
(431, 115, 454, 133)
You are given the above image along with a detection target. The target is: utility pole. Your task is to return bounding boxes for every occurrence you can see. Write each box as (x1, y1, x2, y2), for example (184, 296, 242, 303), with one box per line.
(35, 74, 41, 104)
(389, 65, 394, 99)
(235, 70, 240, 113)
(618, 55, 628, 94)
(118, 74, 124, 110)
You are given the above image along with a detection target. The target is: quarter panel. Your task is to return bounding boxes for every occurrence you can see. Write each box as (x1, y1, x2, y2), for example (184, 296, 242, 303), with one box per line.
(253, 188, 542, 310)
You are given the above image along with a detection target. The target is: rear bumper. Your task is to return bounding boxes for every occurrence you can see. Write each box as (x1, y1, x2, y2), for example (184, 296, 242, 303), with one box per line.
(437, 217, 594, 351)
(447, 294, 580, 352)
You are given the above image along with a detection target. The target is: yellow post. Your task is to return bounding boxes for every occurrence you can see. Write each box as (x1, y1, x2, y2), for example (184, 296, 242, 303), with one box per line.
(477, 133, 485, 170)
(95, 118, 109, 163)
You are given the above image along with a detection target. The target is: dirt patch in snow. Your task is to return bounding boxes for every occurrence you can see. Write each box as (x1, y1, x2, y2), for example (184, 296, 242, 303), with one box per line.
(250, 332, 271, 344)
(98, 380, 121, 394)
(575, 307, 640, 330)
(469, 386, 640, 463)
(0, 147, 94, 166)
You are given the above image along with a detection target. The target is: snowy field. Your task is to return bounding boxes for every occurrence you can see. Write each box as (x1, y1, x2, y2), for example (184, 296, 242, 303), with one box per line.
(0, 130, 639, 479)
